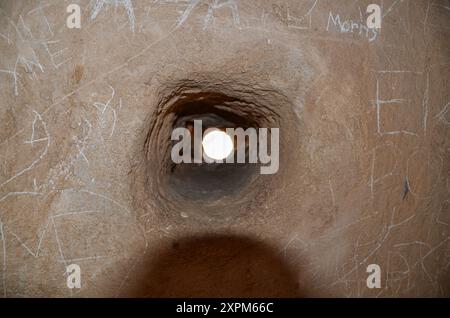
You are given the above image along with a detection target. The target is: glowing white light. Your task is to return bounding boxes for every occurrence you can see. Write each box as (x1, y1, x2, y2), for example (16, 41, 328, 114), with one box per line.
(202, 130, 234, 160)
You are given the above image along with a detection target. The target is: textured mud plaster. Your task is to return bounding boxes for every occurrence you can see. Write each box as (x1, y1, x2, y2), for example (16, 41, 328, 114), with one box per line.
(0, 0, 449, 297)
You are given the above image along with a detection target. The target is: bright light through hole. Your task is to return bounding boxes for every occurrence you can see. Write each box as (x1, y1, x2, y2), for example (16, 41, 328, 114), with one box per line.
(202, 130, 234, 160)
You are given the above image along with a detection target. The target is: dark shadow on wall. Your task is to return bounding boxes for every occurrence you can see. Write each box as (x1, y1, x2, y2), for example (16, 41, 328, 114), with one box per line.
(128, 235, 302, 297)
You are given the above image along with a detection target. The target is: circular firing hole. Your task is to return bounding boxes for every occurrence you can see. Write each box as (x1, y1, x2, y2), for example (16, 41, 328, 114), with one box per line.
(202, 130, 234, 161)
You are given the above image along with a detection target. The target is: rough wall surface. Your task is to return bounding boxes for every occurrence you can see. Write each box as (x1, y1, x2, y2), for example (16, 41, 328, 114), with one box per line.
(0, 0, 449, 297)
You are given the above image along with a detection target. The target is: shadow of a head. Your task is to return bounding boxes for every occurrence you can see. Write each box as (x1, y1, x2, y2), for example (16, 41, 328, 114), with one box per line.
(131, 235, 301, 297)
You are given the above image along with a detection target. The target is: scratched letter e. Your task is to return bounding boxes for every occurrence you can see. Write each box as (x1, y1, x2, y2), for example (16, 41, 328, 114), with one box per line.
(66, 264, 81, 289)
